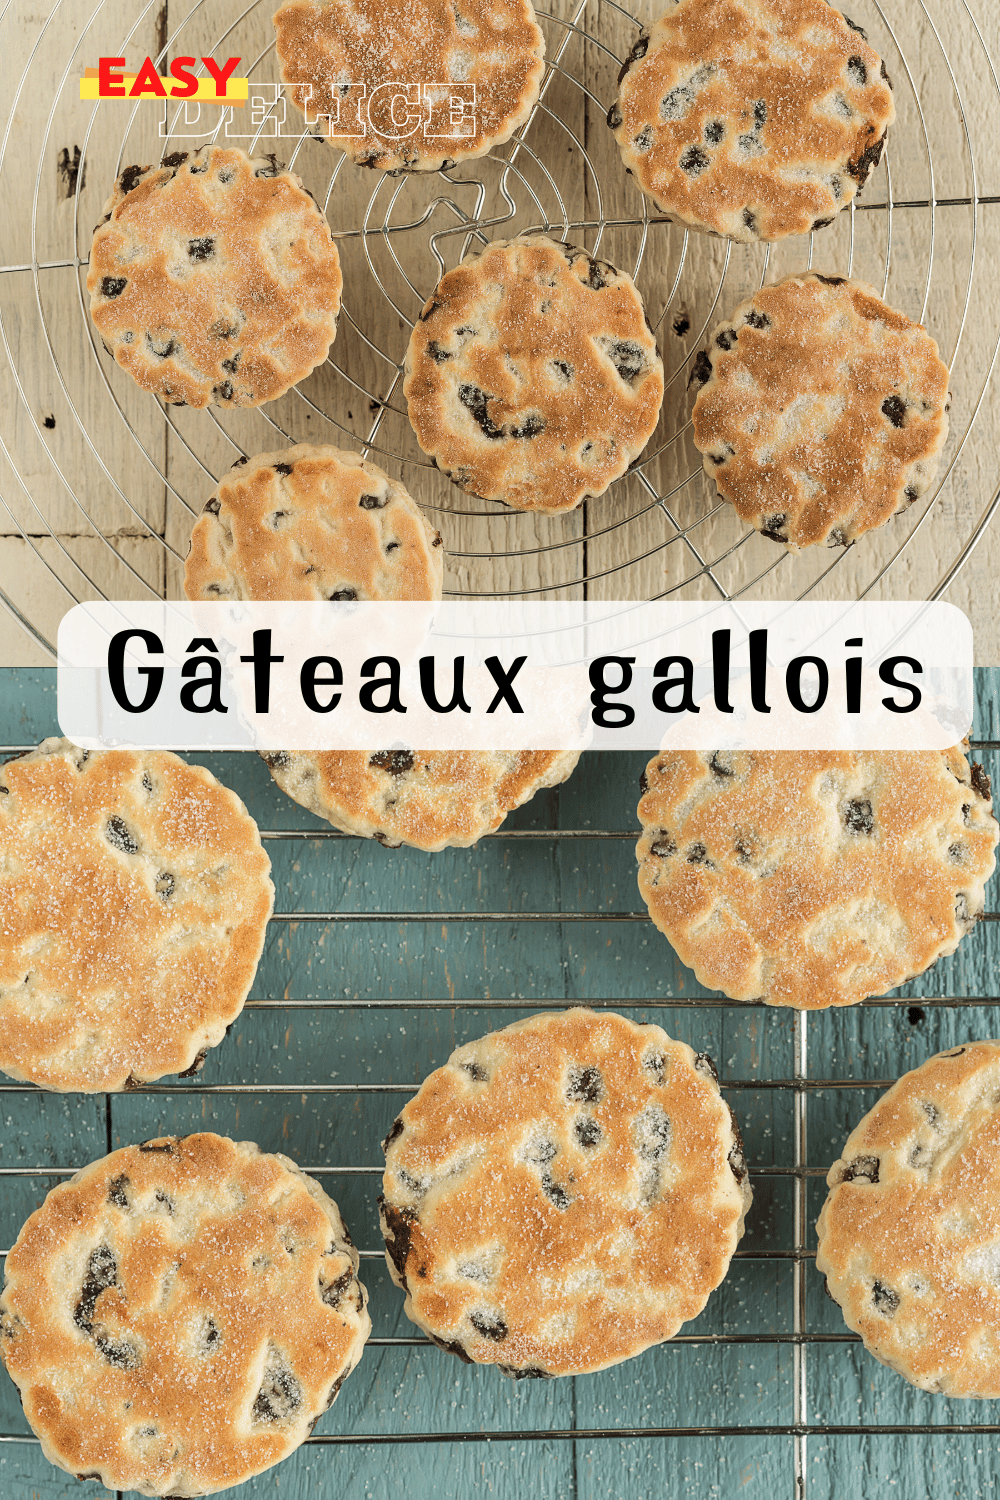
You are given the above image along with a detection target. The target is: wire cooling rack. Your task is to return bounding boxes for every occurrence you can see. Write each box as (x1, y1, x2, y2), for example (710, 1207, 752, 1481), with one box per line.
(0, 733, 999, 1500)
(2, 0, 1000, 657)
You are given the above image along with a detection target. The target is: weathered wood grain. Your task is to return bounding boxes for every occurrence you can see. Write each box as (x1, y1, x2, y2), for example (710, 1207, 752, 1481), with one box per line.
(3, 0, 1000, 666)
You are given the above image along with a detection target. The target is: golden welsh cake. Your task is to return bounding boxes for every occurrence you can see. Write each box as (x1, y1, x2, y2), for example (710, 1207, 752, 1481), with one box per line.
(273, 0, 546, 173)
(690, 274, 950, 550)
(404, 235, 664, 514)
(637, 748, 997, 1009)
(0, 1134, 370, 1494)
(380, 1008, 751, 1376)
(818, 1043, 1000, 1397)
(610, 0, 895, 243)
(0, 740, 274, 1092)
(88, 145, 342, 408)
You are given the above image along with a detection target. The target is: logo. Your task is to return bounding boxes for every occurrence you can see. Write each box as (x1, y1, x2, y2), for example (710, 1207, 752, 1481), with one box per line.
(81, 56, 248, 101)
(300, 83, 477, 140)
(80, 59, 476, 141)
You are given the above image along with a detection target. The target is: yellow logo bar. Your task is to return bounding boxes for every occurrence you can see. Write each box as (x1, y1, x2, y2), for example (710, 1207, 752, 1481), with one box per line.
(80, 74, 249, 101)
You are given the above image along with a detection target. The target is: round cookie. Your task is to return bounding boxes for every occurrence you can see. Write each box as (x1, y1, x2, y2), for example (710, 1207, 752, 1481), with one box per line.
(816, 1042, 1000, 1397)
(0, 1133, 370, 1495)
(273, 0, 545, 173)
(610, 0, 895, 243)
(195, 439, 574, 849)
(380, 1008, 751, 1377)
(404, 234, 664, 513)
(261, 747, 580, 851)
(88, 146, 342, 408)
(184, 444, 444, 601)
(0, 739, 274, 1092)
(690, 274, 951, 550)
(637, 747, 997, 1010)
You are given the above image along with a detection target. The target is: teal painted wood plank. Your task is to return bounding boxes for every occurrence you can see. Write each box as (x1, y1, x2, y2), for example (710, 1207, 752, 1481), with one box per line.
(3, 668, 1000, 1498)
(0, 1447, 116, 1500)
(221, 1439, 577, 1500)
(806, 1437, 1000, 1500)
(575, 1436, 796, 1500)
(808, 1338, 1000, 1433)
(0, 1085, 109, 1449)
(0, 1438, 578, 1500)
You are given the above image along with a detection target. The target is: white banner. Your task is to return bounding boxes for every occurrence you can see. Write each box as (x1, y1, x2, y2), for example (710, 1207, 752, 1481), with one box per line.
(56, 600, 973, 752)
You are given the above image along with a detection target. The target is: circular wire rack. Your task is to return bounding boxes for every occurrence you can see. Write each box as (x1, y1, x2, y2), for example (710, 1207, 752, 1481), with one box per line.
(1, 0, 999, 650)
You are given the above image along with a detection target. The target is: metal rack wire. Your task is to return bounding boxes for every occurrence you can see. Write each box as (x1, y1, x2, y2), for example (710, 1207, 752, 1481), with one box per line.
(0, 737, 999, 1497)
(2, 0, 1000, 657)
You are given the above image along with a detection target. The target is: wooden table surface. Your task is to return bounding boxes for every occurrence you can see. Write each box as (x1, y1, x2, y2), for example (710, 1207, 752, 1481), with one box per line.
(2, 0, 1000, 662)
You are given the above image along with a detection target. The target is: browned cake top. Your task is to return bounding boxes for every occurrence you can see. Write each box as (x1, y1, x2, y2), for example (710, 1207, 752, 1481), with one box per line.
(88, 146, 342, 408)
(273, 0, 545, 171)
(381, 1008, 750, 1376)
(0, 740, 274, 1091)
(637, 748, 997, 1009)
(817, 1043, 1000, 1397)
(404, 235, 664, 513)
(613, 0, 895, 242)
(183, 444, 444, 602)
(0, 1134, 370, 1496)
(262, 747, 580, 850)
(690, 274, 951, 549)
